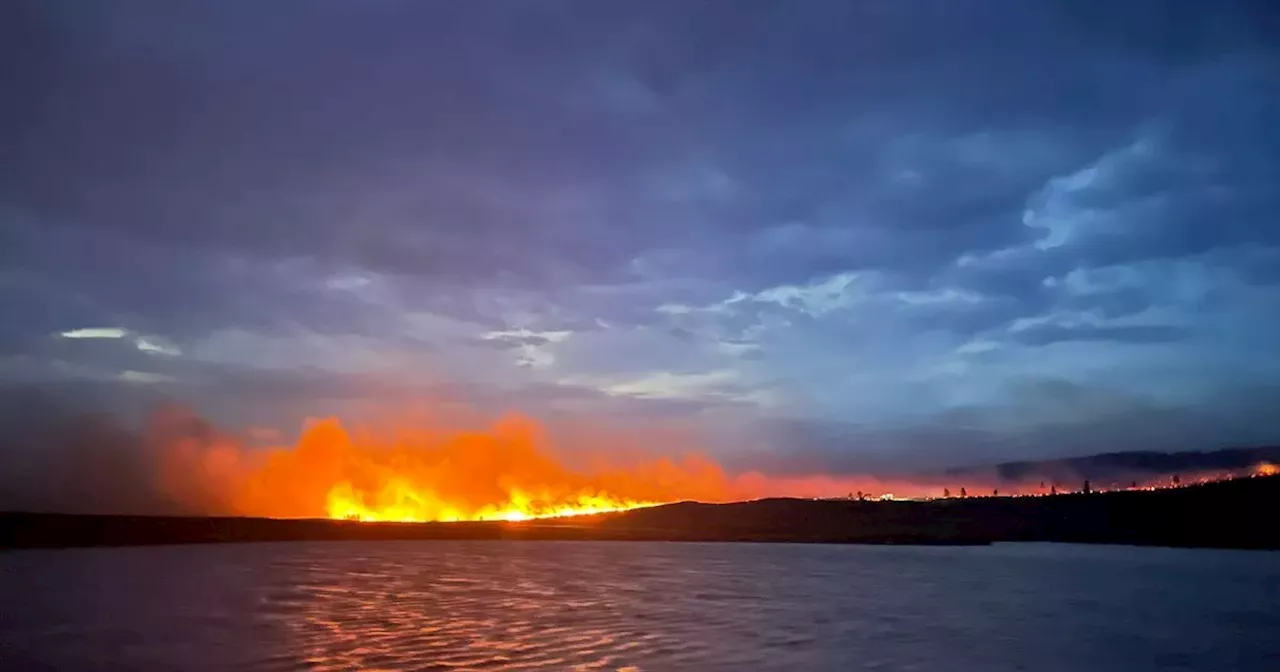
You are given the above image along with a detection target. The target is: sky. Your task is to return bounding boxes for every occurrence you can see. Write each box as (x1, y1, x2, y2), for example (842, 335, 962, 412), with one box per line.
(2, 1, 1279, 473)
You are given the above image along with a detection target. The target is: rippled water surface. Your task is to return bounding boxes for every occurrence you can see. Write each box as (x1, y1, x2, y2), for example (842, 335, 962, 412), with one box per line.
(1, 541, 1277, 671)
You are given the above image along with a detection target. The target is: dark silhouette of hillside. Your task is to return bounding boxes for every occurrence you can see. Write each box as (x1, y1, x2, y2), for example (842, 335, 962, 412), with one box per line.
(4, 474, 1277, 551)
(602, 475, 1279, 549)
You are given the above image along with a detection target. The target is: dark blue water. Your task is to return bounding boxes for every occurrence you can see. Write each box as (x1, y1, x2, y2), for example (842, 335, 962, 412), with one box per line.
(1, 541, 1276, 671)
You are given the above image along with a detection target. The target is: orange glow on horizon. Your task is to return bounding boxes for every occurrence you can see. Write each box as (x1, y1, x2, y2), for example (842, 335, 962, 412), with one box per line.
(147, 406, 1280, 522)
(155, 410, 740, 523)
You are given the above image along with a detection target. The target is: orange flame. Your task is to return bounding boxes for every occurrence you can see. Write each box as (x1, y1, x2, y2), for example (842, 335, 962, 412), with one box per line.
(149, 406, 1280, 522)
(156, 411, 741, 522)
(325, 482, 660, 523)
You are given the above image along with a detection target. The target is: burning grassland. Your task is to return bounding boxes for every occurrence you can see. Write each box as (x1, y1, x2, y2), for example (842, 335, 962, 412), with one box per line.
(153, 410, 744, 523)
(3, 399, 1276, 522)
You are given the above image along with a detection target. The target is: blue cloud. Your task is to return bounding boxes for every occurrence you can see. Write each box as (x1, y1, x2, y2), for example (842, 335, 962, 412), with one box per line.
(3, 0, 1280, 469)
(1009, 324, 1191, 347)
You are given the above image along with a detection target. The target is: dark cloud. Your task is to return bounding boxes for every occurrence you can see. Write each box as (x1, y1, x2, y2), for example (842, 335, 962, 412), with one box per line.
(1010, 323, 1192, 347)
(0, 386, 173, 514)
(7, 1, 1274, 291)
(2, 0, 1279, 474)
(740, 378, 1280, 474)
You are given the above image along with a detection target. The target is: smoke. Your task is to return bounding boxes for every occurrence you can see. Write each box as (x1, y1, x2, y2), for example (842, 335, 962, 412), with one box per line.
(1, 384, 1274, 518)
(0, 386, 752, 518)
(0, 386, 953, 518)
(0, 387, 180, 515)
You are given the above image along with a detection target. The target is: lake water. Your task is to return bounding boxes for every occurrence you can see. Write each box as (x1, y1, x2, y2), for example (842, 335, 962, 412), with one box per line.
(0, 541, 1276, 671)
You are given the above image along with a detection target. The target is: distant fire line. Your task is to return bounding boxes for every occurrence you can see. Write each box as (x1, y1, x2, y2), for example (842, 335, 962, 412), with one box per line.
(326, 462, 1278, 524)
(825, 462, 1278, 503)
(329, 494, 668, 524)
(147, 409, 1278, 524)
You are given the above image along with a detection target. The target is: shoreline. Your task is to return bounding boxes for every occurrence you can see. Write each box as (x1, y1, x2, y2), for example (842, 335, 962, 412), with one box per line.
(3, 474, 1276, 551)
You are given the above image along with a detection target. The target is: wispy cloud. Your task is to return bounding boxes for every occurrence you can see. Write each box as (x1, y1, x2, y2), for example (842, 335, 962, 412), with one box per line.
(59, 328, 182, 357)
(117, 370, 176, 384)
(480, 328, 573, 369)
(587, 370, 744, 402)
(59, 327, 129, 340)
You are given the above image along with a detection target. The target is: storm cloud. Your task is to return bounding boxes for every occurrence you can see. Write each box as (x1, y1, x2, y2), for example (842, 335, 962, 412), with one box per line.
(2, 0, 1279, 475)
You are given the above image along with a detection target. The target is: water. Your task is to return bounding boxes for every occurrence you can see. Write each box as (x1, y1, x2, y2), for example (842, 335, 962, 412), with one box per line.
(0, 541, 1276, 671)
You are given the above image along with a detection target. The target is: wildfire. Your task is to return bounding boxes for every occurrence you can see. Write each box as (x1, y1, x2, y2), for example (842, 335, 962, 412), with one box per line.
(148, 405, 1280, 523)
(325, 482, 664, 523)
(156, 410, 739, 523)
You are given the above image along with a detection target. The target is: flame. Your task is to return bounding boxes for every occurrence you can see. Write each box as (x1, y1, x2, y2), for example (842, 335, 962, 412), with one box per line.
(324, 482, 662, 523)
(156, 410, 740, 523)
(148, 405, 1280, 522)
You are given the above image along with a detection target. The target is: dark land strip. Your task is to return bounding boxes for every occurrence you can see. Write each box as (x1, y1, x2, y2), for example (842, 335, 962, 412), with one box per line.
(2, 475, 1276, 551)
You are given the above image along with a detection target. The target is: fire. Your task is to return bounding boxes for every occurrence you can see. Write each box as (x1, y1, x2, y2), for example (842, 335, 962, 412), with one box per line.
(147, 405, 1280, 522)
(325, 482, 663, 523)
(156, 410, 740, 523)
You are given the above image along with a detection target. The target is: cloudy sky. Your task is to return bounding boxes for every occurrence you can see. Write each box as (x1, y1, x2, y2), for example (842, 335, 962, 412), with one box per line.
(2, 1, 1279, 471)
